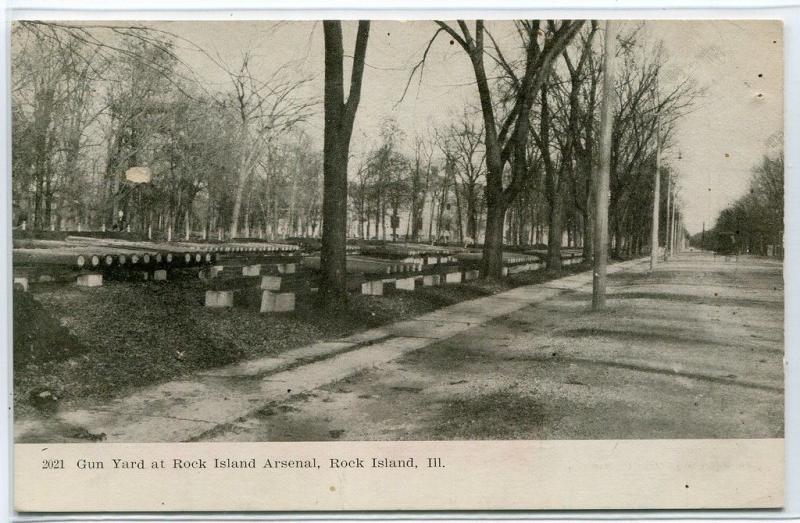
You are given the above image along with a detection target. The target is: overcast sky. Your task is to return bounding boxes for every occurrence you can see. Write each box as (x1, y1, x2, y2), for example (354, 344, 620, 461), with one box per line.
(153, 19, 783, 234)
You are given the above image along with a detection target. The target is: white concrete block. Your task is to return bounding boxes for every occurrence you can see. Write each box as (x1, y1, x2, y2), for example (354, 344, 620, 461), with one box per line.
(278, 263, 296, 274)
(423, 274, 440, 286)
(464, 269, 480, 281)
(396, 277, 416, 291)
(205, 290, 233, 308)
(209, 265, 224, 278)
(502, 267, 510, 277)
(77, 274, 103, 287)
(260, 291, 295, 313)
(242, 264, 261, 277)
(361, 280, 384, 295)
(153, 269, 168, 281)
(13, 277, 28, 292)
(445, 272, 462, 284)
(260, 275, 282, 291)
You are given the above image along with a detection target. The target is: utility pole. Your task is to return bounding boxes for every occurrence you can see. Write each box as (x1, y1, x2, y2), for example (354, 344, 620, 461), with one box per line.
(592, 20, 617, 311)
(649, 74, 662, 271)
(664, 170, 671, 260)
(701, 221, 705, 252)
(673, 210, 677, 253)
(669, 196, 676, 256)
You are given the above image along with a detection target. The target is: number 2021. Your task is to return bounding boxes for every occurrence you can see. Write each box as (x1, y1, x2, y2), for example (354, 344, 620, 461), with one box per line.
(42, 459, 64, 469)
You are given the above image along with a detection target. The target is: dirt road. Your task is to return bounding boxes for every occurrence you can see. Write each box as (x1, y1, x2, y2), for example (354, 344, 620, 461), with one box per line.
(206, 253, 783, 441)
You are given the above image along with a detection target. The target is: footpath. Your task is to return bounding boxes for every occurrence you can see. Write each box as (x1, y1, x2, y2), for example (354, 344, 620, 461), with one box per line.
(15, 258, 647, 442)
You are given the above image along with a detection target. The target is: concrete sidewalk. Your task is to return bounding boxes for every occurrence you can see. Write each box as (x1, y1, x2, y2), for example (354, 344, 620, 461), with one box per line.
(15, 258, 647, 443)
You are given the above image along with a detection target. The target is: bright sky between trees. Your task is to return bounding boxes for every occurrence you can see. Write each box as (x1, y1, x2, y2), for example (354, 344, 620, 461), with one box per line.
(155, 19, 782, 234)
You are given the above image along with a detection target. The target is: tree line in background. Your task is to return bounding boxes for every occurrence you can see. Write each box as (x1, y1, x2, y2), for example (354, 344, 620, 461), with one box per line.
(691, 152, 784, 257)
(18, 20, 774, 307)
(318, 19, 700, 301)
(12, 22, 321, 242)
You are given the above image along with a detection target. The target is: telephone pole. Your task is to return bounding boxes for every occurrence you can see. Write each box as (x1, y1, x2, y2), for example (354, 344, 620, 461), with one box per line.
(664, 170, 671, 260)
(649, 76, 662, 271)
(669, 196, 676, 256)
(592, 20, 617, 311)
(701, 221, 705, 251)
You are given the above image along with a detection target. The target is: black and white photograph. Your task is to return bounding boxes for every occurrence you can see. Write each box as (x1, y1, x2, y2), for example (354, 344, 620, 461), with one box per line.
(9, 18, 784, 449)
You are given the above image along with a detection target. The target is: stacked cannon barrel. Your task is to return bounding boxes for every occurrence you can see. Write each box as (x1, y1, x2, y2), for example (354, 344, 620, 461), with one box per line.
(12, 236, 301, 288)
(12, 234, 584, 313)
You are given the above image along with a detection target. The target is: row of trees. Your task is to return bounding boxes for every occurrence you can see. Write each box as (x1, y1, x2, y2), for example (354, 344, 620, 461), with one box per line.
(12, 20, 700, 307)
(691, 153, 784, 256)
(318, 20, 697, 303)
(348, 114, 486, 245)
(12, 22, 321, 241)
(340, 22, 695, 258)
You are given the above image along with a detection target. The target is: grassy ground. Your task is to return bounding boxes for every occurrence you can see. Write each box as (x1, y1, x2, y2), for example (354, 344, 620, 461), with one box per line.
(13, 262, 591, 417)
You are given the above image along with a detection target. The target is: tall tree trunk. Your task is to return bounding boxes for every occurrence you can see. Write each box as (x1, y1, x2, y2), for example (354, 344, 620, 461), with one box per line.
(437, 180, 449, 240)
(230, 115, 251, 238)
(289, 158, 299, 236)
(380, 201, 386, 240)
(466, 189, 478, 241)
(481, 195, 505, 276)
(454, 185, 464, 244)
(541, 81, 562, 270)
(582, 208, 592, 260)
(32, 85, 55, 230)
(547, 197, 563, 269)
(428, 192, 437, 242)
(318, 20, 370, 307)
(613, 221, 623, 259)
(272, 186, 279, 239)
(410, 159, 421, 242)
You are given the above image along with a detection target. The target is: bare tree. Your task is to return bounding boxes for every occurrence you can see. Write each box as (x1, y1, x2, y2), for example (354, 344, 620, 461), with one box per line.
(410, 20, 584, 277)
(608, 42, 697, 258)
(535, 22, 598, 269)
(12, 23, 108, 230)
(409, 132, 435, 242)
(223, 53, 315, 238)
(443, 109, 486, 244)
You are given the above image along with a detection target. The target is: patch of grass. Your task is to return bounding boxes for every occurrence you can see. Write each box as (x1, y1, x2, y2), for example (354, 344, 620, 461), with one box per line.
(397, 342, 495, 372)
(507, 263, 591, 286)
(13, 260, 596, 416)
(557, 326, 738, 348)
(13, 290, 86, 368)
(602, 291, 782, 310)
(433, 389, 547, 439)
